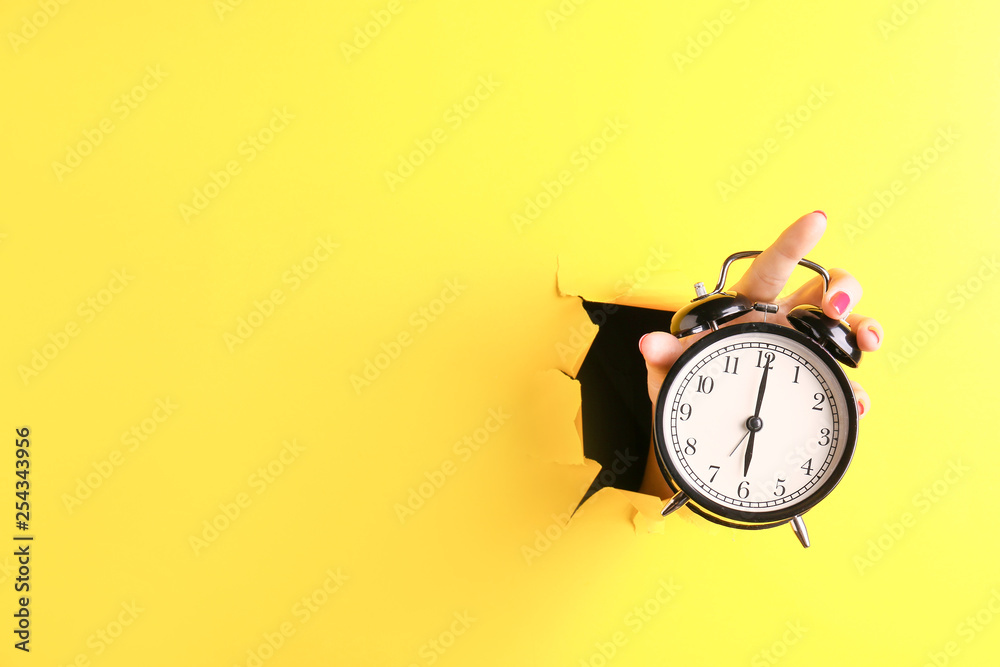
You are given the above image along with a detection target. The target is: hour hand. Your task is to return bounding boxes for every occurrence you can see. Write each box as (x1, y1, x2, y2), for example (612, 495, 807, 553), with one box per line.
(743, 431, 755, 476)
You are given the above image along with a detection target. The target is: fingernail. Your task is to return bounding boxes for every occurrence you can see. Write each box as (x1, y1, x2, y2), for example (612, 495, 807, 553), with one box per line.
(812, 210, 827, 220)
(857, 400, 865, 417)
(639, 333, 650, 350)
(830, 291, 850, 316)
(868, 326, 880, 345)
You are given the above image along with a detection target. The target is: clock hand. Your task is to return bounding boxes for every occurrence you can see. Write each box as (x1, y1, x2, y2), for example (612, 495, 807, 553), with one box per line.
(728, 430, 750, 456)
(743, 362, 770, 477)
(744, 430, 756, 477)
(753, 360, 769, 421)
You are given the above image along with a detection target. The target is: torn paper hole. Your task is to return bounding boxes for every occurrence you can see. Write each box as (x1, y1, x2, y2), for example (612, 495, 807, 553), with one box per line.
(542, 257, 698, 533)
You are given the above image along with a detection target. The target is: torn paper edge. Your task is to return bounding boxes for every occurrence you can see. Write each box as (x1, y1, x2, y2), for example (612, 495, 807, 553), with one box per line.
(551, 256, 676, 534)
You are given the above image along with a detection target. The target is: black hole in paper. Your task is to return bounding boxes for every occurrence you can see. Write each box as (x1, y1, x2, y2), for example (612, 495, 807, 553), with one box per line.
(576, 300, 675, 507)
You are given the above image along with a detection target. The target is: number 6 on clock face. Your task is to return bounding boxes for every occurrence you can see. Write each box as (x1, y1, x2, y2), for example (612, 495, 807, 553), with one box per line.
(653, 322, 858, 528)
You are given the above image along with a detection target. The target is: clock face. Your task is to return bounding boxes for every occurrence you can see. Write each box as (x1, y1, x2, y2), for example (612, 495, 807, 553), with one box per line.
(654, 322, 858, 526)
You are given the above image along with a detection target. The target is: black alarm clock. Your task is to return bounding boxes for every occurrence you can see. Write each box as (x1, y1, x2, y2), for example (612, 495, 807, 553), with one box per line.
(654, 252, 863, 548)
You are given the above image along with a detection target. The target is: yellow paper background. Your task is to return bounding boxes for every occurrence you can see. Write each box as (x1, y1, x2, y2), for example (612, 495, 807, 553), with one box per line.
(2, 1, 999, 665)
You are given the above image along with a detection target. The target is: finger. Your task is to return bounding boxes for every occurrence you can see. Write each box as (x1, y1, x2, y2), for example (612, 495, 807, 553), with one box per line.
(781, 267, 864, 320)
(851, 381, 870, 419)
(639, 331, 684, 403)
(732, 211, 827, 303)
(846, 314, 883, 352)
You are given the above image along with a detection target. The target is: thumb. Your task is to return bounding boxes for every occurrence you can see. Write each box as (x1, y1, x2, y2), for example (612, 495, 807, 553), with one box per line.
(639, 331, 685, 403)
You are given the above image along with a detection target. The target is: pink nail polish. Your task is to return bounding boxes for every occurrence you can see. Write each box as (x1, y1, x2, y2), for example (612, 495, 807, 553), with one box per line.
(812, 210, 827, 220)
(868, 326, 880, 345)
(639, 333, 650, 350)
(831, 291, 850, 316)
(857, 400, 865, 417)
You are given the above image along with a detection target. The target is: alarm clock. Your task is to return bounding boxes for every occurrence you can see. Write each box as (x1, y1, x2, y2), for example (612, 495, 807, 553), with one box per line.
(653, 251, 863, 548)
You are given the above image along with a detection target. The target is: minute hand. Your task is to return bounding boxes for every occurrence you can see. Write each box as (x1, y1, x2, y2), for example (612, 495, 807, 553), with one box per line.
(743, 362, 770, 476)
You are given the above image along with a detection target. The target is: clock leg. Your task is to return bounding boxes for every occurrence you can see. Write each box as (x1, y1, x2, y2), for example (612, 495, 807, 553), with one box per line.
(660, 491, 689, 517)
(790, 515, 811, 548)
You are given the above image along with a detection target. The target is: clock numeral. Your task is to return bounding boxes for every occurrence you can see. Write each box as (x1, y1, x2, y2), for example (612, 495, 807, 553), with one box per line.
(696, 376, 714, 394)
(737, 480, 749, 499)
(818, 428, 831, 447)
(793, 366, 801, 384)
(801, 458, 814, 475)
(756, 351, 775, 370)
(812, 392, 825, 411)
(679, 403, 692, 421)
(774, 478, 786, 496)
(684, 438, 697, 456)
(724, 355, 740, 375)
(708, 465, 720, 483)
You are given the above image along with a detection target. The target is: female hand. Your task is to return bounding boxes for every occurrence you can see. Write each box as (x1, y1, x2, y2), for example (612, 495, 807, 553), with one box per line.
(638, 211, 884, 497)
